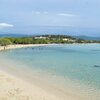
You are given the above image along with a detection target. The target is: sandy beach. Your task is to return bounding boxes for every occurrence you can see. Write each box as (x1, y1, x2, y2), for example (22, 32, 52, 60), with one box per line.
(0, 70, 63, 100)
(0, 44, 61, 100)
(0, 67, 80, 100)
(0, 44, 50, 51)
(0, 44, 78, 100)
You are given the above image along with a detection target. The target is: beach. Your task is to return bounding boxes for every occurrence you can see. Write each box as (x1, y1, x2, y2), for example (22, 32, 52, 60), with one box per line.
(0, 44, 78, 100)
(0, 0, 100, 99)
(0, 63, 79, 100)
(0, 44, 50, 51)
(0, 44, 100, 100)
(0, 70, 62, 100)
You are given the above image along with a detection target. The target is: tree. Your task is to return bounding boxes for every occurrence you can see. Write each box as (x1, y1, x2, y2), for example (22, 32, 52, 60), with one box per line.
(0, 38, 12, 46)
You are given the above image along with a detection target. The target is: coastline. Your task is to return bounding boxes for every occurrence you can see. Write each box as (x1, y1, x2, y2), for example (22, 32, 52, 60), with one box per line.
(0, 43, 99, 51)
(0, 58, 80, 100)
(0, 44, 50, 51)
(0, 70, 63, 100)
(0, 44, 79, 100)
(0, 44, 99, 100)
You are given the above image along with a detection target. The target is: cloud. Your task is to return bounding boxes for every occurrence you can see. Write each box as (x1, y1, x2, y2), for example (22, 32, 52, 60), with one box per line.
(35, 11, 41, 15)
(32, 11, 49, 15)
(57, 13, 76, 17)
(0, 23, 14, 29)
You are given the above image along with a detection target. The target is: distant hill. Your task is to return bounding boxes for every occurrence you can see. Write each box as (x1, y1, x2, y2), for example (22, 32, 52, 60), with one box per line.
(74, 35, 100, 40)
(0, 33, 100, 41)
(0, 34, 34, 38)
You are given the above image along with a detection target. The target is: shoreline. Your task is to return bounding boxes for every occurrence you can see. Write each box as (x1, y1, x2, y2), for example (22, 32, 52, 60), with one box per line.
(0, 44, 99, 100)
(0, 43, 100, 51)
(0, 44, 51, 51)
(0, 70, 63, 100)
(0, 44, 83, 100)
(0, 57, 80, 100)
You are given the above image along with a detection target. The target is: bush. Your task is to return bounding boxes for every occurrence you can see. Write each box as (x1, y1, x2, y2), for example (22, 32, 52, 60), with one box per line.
(0, 38, 12, 46)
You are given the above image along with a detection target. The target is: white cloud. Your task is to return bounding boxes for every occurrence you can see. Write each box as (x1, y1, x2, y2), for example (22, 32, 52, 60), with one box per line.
(32, 11, 48, 15)
(35, 11, 41, 15)
(57, 13, 76, 17)
(0, 23, 14, 29)
(32, 11, 76, 18)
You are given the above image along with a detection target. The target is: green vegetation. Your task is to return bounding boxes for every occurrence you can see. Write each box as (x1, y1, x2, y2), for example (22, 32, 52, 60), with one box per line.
(0, 35, 100, 46)
(0, 38, 12, 46)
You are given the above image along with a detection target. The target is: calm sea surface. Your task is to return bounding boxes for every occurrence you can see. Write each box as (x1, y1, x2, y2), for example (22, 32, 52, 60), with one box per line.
(0, 44, 100, 99)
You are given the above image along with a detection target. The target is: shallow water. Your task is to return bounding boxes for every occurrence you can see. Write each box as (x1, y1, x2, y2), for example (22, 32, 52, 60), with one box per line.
(0, 44, 100, 99)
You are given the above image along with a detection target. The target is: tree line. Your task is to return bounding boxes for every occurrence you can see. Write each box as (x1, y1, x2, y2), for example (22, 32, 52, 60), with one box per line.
(0, 35, 100, 46)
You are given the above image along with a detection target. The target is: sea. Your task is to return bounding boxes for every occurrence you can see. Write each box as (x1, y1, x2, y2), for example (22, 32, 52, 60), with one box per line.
(0, 44, 100, 100)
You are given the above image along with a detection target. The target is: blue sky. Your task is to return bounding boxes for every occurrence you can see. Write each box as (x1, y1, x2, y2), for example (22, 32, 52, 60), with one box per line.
(0, 0, 100, 36)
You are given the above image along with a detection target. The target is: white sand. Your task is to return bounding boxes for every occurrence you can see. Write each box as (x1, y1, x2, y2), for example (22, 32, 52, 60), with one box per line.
(0, 70, 62, 100)
(0, 44, 81, 100)
(0, 70, 81, 100)
(0, 44, 49, 51)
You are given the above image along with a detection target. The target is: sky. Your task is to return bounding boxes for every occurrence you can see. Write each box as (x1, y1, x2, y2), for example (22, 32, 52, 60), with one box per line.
(0, 0, 100, 36)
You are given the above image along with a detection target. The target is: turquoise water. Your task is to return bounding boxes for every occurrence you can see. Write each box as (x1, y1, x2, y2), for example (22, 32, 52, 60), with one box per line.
(0, 44, 100, 99)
